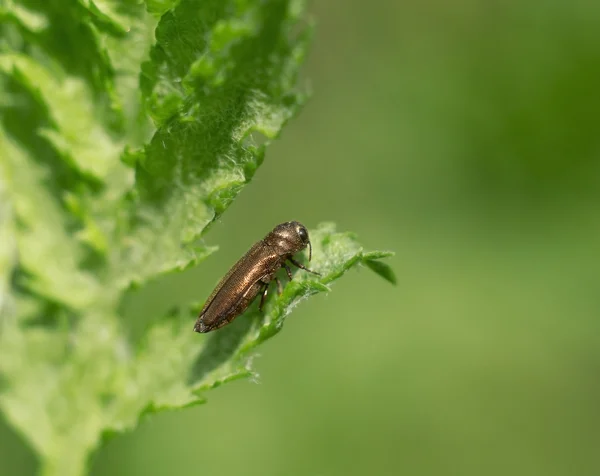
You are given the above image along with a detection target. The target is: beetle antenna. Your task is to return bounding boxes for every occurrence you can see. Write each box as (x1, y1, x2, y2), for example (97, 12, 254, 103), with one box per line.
(308, 240, 312, 261)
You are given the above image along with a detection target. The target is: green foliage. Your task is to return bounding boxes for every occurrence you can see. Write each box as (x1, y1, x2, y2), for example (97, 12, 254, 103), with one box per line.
(0, 1, 394, 475)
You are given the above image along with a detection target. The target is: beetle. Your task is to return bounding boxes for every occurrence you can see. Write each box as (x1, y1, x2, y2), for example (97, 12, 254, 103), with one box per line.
(193, 221, 321, 333)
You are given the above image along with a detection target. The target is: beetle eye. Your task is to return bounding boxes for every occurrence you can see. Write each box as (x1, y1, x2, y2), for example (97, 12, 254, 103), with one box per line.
(297, 226, 308, 242)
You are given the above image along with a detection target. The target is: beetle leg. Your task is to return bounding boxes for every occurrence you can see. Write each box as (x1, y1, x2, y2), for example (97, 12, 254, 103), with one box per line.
(275, 276, 283, 295)
(289, 257, 321, 276)
(283, 263, 293, 281)
(259, 282, 269, 311)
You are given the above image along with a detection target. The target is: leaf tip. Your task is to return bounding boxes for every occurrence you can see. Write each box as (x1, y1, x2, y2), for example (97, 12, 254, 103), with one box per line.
(363, 254, 396, 285)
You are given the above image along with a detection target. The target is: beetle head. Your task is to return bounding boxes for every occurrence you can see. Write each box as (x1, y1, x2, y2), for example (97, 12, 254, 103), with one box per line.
(267, 221, 313, 259)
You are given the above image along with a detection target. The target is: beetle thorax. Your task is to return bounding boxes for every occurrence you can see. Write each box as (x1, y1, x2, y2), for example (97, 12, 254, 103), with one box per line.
(264, 221, 307, 256)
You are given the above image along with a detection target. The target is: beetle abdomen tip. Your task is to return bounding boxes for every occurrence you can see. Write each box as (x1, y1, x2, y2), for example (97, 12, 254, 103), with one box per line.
(193, 320, 211, 333)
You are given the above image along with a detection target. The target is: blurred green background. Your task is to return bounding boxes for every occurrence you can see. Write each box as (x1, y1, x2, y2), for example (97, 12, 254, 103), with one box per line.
(3, 0, 600, 474)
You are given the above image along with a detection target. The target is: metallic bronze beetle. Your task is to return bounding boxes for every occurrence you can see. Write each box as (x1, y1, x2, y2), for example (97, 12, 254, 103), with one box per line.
(194, 221, 320, 333)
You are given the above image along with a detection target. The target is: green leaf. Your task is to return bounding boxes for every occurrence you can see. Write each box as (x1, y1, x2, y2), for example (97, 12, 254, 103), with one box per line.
(0, 1, 393, 475)
(363, 251, 397, 285)
(0, 173, 16, 324)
